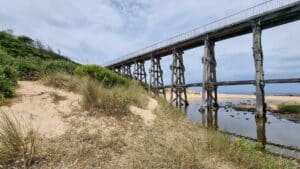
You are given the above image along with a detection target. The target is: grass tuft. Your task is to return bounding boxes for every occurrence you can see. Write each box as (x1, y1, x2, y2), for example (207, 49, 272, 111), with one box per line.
(278, 104, 300, 114)
(81, 79, 129, 117)
(0, 112, 37, 168)
(44, 73, 149, 117)
(42, 72, 82, 92)
(50, 92, 67, 104)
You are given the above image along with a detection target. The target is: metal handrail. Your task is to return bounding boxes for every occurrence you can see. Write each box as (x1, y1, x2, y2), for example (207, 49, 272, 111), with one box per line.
(104, 0, 299, 67)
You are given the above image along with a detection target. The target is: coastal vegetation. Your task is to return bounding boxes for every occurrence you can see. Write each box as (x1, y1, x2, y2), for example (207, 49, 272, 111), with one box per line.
(0, 30, 77, 105)
(0, 31, 298, 168)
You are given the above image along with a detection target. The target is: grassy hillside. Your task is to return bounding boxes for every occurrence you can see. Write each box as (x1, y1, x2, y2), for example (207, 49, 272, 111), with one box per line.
(0, 31, 126, 105)
(0, 31, 73, 61)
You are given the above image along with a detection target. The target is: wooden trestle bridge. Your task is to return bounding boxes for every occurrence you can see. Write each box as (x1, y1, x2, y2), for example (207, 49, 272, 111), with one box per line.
(105, 0, 300, 118)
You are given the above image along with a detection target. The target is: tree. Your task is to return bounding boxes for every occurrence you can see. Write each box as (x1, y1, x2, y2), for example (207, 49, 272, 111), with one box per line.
(34, 40, 44, 50)
(17, 36, 34, 46)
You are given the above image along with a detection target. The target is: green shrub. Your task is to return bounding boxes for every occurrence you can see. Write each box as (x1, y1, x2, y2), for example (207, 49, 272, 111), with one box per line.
(45, 60, 77, 74)
(15, 58, 44, 80)
(278, 104, 300, 114)
(81, 79, 129, 117)
(0, 74, 15, 98)
(74, 65, 128, 87)
(42, 72, 81, 92)
(0, 66, 19, 85)
(0, 31, 72, 61)
(17, 35, 34, 45)
(0, 93, 5, 106)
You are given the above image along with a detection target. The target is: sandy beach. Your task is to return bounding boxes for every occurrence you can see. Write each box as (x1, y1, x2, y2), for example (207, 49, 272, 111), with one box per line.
(165, 89, 300, 104)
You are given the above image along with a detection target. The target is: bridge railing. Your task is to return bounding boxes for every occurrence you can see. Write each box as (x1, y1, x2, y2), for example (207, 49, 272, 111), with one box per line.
(104, 0, 299, 67)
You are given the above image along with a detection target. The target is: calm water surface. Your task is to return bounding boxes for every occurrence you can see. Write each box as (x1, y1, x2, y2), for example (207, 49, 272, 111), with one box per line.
(185, 99, 300, 159)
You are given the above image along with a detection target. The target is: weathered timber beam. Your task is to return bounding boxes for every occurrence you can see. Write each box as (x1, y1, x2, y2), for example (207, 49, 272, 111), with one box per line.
(159, 78, 300, 89)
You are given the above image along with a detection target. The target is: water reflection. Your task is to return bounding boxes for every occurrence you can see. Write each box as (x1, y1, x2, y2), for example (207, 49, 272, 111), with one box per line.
(256, 118, 266, 150)
(199, 108, 218, 130)
(186, 100, 300, 158)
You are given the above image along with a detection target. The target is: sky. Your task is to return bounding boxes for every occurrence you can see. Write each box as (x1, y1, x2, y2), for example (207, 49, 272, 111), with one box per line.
(0, 0, 299, 94)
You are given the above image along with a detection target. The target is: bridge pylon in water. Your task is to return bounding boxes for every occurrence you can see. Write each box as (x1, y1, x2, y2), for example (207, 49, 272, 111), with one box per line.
(201, 38, 218, 110)
(133, 61, 147, 84)
(149, 56, 166, 98)
(170, 50, 188, 108)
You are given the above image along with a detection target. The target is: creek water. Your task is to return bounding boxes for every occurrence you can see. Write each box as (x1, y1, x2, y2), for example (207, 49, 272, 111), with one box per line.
(185, 99, 300, 159)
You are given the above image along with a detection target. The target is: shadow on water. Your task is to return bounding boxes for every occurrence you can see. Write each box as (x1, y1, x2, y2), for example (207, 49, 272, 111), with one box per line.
(185, 100, 300, 159)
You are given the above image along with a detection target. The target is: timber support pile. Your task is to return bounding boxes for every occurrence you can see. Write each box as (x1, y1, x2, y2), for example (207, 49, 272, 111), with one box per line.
(133, 61, 147, 84)
(149, 56, 166, 97)
(252, 20, 266, 118)
(170, 50, 188, 108)
(121, 64, 132, 77)
(202, 38, 218, 110)
(115, 67, 121, 74)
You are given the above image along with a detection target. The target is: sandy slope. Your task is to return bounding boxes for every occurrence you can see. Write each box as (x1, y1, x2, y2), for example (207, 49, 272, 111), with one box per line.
(0, 81, 81, 138)
(0, 81, 158, 138)
(129, 97, 157, 126)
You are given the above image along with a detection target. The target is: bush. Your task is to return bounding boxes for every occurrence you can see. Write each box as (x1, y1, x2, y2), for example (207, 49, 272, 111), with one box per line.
(74, 65, 128, 87)
(278, 104, 300, 114)
(0, 93, 5, 106)
(0, 74, 15, 98)
(1, 66, 18, 85)
(42, 72, 81, 92)
(0, 112, 37, 168)
(81, 79, 129, 117)
(14, 57, 44, 80)
(45, 60, 77, 74)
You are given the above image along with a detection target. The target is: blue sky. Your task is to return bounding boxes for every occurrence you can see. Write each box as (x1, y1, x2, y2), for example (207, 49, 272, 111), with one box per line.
(0, 0, 299, 94)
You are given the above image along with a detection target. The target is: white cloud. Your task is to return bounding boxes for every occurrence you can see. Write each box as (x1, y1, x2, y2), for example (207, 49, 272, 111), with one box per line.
(0, 0, 299, 93)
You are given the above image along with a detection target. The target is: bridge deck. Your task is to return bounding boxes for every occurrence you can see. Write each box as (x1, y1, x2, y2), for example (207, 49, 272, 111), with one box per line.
(106, 1, 300, 68)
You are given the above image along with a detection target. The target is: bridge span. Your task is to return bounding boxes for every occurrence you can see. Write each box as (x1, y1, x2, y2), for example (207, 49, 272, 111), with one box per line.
(105, 0, 300, 118)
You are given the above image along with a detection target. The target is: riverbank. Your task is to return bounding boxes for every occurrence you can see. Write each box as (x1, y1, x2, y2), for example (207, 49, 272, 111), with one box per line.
(174, 89, 300, 103)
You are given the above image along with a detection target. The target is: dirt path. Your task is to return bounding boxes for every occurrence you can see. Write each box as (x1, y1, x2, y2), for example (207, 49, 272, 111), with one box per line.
(129, 97, 158, 126)
(0, 81, 81, 138)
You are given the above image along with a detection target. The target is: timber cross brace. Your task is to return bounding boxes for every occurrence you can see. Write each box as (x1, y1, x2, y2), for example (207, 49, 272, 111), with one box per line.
(149, 56, 166, 98)
(121, 64, 132, 77)
(133, 61, 147, 84)
(170, 49, 188, 108)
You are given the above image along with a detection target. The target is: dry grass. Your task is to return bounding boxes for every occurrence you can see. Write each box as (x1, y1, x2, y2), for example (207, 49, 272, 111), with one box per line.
(50, 92, 67, 104)
(37, 73, 298, 168)
(32, 113, 143, 169)
(44, 73, 149, 117)
(42, 72, 82, 92)
(81, 78, 130, 117)
(130, 98, 295, 169)
(0, 112, 37, 168)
